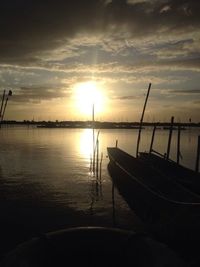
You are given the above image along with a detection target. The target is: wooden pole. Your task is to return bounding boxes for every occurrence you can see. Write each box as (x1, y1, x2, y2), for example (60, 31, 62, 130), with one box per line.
(99, 152, 103, 198)
(99, 152, 103, 180)
(115, 139, 118, 148)
(195, 135, 200, 172)
(1, 90, 12, 126)
(136, 83, 151, 157)
(1, 96, 9, 122)
(96, 138, 99, 179)
(92, 104, 95, 174)
(0, 90, 6, 119)
(0, 90, 6, 127)
(166, 116, 174, 160)
(149, 124, 156, 153)
(177, 125, 181, 165)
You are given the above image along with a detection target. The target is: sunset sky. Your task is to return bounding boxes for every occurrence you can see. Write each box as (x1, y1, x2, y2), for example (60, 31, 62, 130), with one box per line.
(0, 0, 200, 122)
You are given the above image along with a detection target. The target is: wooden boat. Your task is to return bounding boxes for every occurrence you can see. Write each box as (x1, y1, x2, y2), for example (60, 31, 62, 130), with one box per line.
(139, 152, 200, 195)
(107, 147, 200, 243)
(107, 84, 200, 245)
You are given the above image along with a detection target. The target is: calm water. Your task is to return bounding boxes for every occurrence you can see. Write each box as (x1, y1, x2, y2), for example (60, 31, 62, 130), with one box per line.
(0, 126, 199, 254)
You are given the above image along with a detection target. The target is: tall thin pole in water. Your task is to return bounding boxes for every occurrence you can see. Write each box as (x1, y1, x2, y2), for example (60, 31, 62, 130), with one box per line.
(195, 135, 200, 172)
(136, 83, 151, 157)
(1, 90, 12, 122)
(149, 124, 156, 153)
(0, 90, 6, 128)
(99, 152, 103, 180)
(177, 125, 181, 164)
(96, 138, 99, 179)
(0, 90, 12, 127)
(0, 90, 6, 120)
(92, 104, 95, 174)
(166, 116, 174, 160)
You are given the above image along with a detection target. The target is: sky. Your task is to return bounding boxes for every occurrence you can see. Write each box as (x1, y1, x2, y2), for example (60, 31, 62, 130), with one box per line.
(0, 0, 200, 122)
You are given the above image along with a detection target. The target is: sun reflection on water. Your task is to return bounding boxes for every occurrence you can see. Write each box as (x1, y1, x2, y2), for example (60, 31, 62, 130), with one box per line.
(78, 129, 94, 160)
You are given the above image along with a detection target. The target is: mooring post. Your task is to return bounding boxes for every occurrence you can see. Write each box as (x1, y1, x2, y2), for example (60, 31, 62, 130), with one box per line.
(136, 83, 151, 157)
(166, 116, 174, 160)
(0, 90, 5, 118)
(96, 138, 99, 179)
(99, 152, 103, 180)
(92, 104, 95, 174)
(176, 125, 181, 165)
(0, 90, 12, 127)
(2, 95, 9, 121)
(0, 90, 6, 127)
(115, 139, 118, 148)
(149, 124, 157, 153)
(195, 135, 200, 172)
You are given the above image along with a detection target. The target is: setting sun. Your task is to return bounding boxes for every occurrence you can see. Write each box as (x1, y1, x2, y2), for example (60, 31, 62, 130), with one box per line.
(73, 81, 105, 118)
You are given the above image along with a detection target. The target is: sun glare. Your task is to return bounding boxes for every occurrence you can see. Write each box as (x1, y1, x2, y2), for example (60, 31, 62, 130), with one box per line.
(74, 81, 105, 117)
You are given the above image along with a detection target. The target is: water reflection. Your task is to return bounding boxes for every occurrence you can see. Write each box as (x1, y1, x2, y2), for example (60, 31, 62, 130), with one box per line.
(0, 128, 199, 238)
(89, 176, 103, 215)
(112, 182, 116, 226)
(75, 129, 105, 214)
(78, 129, 93, 160)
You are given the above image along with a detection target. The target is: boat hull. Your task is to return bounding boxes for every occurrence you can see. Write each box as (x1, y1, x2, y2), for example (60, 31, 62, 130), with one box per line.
(107, 147, 200, 243)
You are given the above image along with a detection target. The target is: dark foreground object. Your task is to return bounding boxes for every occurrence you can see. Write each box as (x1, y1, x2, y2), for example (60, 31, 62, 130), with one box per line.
(0, 227, 187, 267)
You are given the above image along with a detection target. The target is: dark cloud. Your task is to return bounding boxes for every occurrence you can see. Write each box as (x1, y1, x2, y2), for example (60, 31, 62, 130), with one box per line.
(170, 89, 200, 94)
(0, 0, 199, 64)
(112, 95, 138, 100)
(11, 85, 69, 103)
(149, 57, 200, 71)
(0, 1, 106, 63)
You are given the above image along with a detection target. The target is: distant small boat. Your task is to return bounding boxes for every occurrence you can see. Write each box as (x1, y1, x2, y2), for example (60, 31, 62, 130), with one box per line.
(107, 147, 200, 242)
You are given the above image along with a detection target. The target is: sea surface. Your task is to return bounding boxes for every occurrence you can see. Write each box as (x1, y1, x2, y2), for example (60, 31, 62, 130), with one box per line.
(0, 125, 199, 255)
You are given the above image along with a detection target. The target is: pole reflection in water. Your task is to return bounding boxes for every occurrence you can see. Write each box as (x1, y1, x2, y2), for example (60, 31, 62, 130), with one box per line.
(87, 130, 104, 215)
(89, 178, 101, 215)
(112, 182, 116, 227)
(89, 166, 103, 215)
(78, 129, 104, 214)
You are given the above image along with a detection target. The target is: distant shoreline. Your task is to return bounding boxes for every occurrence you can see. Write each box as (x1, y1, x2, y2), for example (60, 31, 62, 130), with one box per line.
(1, 120, 200, 129)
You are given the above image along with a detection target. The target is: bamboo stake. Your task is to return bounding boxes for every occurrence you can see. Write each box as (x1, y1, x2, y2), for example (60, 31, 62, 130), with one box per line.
(115, 139, 118, 148)
(1, 97, 9, 122)
(92, 104, 95, 174)
(177, 125, 181, 165)
(96, 138, 99, 179)
(166, 116, 174, 160)
(136, 83, 151, 157)
(99, 152, 103, 198)
(149, 124, 156, 153)
(0, 90, 6, 119)
(195, 136, 200, 172)
(1, 90, 12, 125)
(99, 152, 103, 180)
